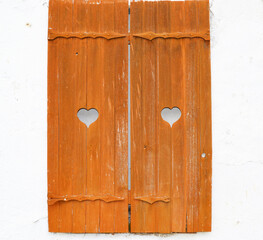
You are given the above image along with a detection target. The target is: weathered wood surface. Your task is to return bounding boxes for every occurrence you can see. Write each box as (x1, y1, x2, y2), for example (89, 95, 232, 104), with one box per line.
(48, 0, 128, 233)
(48, 0, 211, 234)
(130, 0, 211, 233)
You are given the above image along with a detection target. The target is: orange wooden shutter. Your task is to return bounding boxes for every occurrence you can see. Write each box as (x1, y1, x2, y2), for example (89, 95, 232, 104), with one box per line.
(48, 0, 211, 234)
(130, 0, 211, 233)
(48, 0, 128, 233)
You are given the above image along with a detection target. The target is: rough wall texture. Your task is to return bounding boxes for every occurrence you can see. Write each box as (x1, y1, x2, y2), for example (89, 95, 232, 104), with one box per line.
(0, 0, 263, 239)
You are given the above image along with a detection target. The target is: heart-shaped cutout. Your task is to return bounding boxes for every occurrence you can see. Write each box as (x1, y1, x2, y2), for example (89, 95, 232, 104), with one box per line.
(161, 107, 182, 127)
(77, 108, 99, 128)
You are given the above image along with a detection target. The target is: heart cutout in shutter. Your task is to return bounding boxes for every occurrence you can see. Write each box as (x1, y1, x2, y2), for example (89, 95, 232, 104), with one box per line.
(77, 108, 99, 128)
(161, 107, 182, 127)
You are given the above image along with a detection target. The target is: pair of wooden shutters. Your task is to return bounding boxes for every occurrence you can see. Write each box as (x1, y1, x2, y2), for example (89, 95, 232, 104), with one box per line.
(48, 0, 212, 233)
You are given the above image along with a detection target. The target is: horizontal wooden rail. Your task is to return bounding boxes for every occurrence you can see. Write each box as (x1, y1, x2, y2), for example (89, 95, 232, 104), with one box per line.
(48, 31, 210, 41)
(48, 194, 125, 205)
(48, 31, 126, 40)
(134, 196, 170, 204)
(133, 31, 210, 41)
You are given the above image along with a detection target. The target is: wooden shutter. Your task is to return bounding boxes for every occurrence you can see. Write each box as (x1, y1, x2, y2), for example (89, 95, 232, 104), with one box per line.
(48, 0, 128, 233)
(130, 0, 211, 233)
(48, 0, 211, 234)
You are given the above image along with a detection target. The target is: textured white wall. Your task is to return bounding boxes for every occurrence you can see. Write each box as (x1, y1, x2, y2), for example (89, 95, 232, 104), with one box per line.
(0, 0, 263, 239)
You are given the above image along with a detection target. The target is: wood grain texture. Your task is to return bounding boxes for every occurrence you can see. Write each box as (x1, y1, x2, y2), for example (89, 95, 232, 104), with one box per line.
(130, 0, 211, 233)
(48, 0, 128, 233)
(48, 0, 211, 233)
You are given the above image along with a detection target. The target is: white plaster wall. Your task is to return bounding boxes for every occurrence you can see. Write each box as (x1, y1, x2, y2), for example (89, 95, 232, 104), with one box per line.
(1, 0, 263, 239)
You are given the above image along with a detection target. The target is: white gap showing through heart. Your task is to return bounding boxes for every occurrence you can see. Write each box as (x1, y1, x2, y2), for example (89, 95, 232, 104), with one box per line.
(77, 108, 99, 128)
(161, 107, 182, 127)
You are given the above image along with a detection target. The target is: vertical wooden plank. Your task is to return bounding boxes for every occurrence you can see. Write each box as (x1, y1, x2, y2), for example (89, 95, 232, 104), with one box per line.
(140, 2, 156, 232)
(197, 0, 212, 232)
(85, 1, 101, 233)
(71, 0, 87, 233)
(113, 0, 129, 233)
(130, 1, 144, 232)
(99, 1, 116, 232)
(155, 1, 172, 233)
(184, 0, 200, 232)
(57, 0, 74, 232)
(183, 0, 211, 232)
(170, 1, 187, 232)
(131, 1, 156, 232)
(47, 0, 59, 232)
